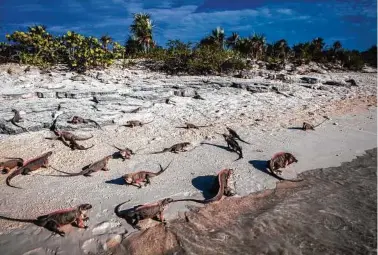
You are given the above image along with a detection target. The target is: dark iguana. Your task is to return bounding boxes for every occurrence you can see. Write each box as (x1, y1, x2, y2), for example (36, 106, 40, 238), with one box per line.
(222, 134, 243, 160)
(7, 109, 28, 132)
(52, 155, 112, 177)
(149, 142, 191, 154)
(226, 126, 250, 144)
(176, 122, 212, 129)
(122, 120, 154, 128)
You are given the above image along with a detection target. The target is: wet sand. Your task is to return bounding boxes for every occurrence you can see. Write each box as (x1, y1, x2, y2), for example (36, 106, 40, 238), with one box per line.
(121, 148, 377, 255)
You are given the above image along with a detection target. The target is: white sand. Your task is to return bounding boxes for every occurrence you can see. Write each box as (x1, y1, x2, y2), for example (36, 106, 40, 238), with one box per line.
(0, 63, 376, 255)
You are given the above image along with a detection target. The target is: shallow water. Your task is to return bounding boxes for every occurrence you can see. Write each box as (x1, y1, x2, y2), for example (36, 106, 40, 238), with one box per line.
(122, 148, 377, 255)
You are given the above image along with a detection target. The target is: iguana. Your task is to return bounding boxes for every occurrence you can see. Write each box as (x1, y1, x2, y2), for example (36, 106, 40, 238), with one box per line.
(0, 158, 24, 174)
(48, 118, 94, 150)
(111, 144, 135, 161)
(176, 122, 212, 129)
(149, 142, 191, 154)
(6, 151, 54, 188)
(115, 198, 173, 229)
(123, 160, 173, 188)
(7, 109, 28, 132)
(122, 120, 154, 128)
(67, 116, 102, 130)
(0, 204, 92, 237)
(267, 152, 303, 182)
(302, 117, 329, 131)
(173, 169, 235, 204)
(226, 127, 250, 144)
(222, 134, 243, 160)
(53, 155, 112, 177)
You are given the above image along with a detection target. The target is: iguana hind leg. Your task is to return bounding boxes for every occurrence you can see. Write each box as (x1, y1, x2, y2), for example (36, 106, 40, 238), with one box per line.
(44, 220, 65, 237)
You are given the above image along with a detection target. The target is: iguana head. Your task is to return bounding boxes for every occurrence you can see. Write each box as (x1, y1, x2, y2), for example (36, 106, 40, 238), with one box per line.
(78, 204, 92, 210)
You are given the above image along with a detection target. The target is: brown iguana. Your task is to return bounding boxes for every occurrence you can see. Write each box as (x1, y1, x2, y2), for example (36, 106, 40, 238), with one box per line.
(267, 152, 303, 182)
(149, 142, 191, 154)
(226, 126, 250, 144)
(53, 155, 112, 177)
(111, 144, 135, 161)
(48, 118, 94, 150)
(122, 119, 154, 128)
(302, 117, 328, 131)
(173, 169, 235, 204)
(176, 122, 212, 129)
(123, 160, 173, 188)
(67, 116, 102, 130)
(0, 204, 92, 237)
(7, 109, 28, 132)
(115, 198, 173, 229)
(6, 151, 54, 188)
(0, 158, 24, 174)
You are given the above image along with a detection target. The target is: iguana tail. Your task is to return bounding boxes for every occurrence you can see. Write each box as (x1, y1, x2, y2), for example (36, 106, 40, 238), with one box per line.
(155, 160, 174, 176)
(314, 118, 328, 128)
(114, 199, 132, 218)
(87, 120, 102, 130)
(266, 160, 303, 182)
(50, 169, 86, 177)
(6, 168, 23, 188)
(11, 120, 28, 132)
(0, 215, 35, 224)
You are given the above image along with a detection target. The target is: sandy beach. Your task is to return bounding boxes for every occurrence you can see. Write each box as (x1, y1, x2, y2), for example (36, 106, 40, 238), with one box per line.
(0, 63, 376, 255)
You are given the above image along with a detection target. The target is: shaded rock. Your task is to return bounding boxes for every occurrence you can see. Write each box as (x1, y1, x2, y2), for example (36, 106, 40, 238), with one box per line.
(246, 84, 270, 93)
(345, 79, 358, 86)
(231, 82, 247, 89)
(174, 88, 196, 97)
(300, 77, 318, 84)
(323, 80, 350, 88)
(70, 75, 86, 81)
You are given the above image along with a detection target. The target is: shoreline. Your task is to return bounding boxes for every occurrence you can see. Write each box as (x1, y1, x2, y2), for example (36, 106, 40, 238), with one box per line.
(0, 65, 376, 255)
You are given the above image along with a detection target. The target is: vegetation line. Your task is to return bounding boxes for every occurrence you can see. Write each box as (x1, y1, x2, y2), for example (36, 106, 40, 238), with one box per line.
(0, 13, 376, 74)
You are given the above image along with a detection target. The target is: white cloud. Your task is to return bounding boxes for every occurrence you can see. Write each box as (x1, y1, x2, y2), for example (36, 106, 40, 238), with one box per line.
(276, 8, 293, 15)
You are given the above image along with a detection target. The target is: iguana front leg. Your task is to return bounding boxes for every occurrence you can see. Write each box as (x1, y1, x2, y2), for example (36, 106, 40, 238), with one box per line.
(75, 217, 87, 229)
(145, 176, 151, 186)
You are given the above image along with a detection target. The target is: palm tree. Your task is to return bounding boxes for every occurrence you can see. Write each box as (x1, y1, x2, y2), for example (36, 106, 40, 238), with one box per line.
(226, 32, 239, 49)
(250, 33, 266, 60)
(310, 37, 325, 61)
(199, 27, 225, 49)
(130, 13, 154, 52)
(332, 41, 342, 52)
(100, 35, 112, 51)
(210, 27, 225, 49)
(273, 39, 289, 61)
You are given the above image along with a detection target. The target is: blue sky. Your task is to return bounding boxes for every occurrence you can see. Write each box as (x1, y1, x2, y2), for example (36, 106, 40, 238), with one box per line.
(0, 0, 376, 50)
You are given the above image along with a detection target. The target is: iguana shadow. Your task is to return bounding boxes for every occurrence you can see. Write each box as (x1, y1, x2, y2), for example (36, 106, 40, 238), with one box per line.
(249, 160, 270, 174)
(191, 175, 217, 200)
(105, 177, 126, 185)
(249, 160, 279, 179)
(200, 142, 233, 152)
(287, 127, 304, 130)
